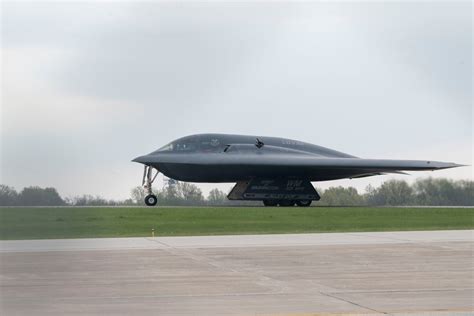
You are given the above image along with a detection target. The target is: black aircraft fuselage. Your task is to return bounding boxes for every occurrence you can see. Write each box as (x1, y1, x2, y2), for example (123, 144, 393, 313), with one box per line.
(132, 133, 462, 206)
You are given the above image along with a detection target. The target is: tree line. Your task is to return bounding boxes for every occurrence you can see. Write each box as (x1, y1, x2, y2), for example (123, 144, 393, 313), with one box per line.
(319, 178, 473, 206)
(0, 178, 472, 206)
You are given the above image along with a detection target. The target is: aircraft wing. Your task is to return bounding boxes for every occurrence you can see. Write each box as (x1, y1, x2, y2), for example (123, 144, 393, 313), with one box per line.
(206, 156, 463, 171)
(254, 157, 462, 171)
(135, 153, 462, 171)
(230, 156, 462, 180)
(133, 153, 463, 182)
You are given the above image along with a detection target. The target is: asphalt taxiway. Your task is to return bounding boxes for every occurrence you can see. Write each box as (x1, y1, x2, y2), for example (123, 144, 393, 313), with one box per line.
(1, 230, 472, 315)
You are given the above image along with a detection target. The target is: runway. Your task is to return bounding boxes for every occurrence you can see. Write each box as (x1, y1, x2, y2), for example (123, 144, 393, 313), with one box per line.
(1, 230, 473, 315)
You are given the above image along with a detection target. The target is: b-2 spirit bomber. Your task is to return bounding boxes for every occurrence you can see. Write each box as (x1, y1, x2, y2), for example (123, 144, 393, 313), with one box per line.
(133, 133, 462, 207)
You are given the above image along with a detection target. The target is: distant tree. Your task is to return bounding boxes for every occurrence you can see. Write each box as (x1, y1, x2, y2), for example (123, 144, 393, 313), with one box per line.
(176, 182, 204, 204)
(131, 186, 146, 205)
(413, 178, 474, 206)
(366, 180, 413, 206)
(320, 186, 364, 206)
(65, 194, 137, 206)
(120, 198, 136, 206)
(414, 178, 450, 205)
(163, 181, 179, 204)
(18, 186, 65, 206)
(365, 184, 375, 197)
(207, 188, 227, 205)
(0, 185, 19, 206)
(455, 180, 474, 206)
(71, 195, 110, 206)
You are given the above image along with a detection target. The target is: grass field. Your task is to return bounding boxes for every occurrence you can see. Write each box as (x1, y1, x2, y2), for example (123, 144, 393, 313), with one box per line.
(0, 206, 472, 240)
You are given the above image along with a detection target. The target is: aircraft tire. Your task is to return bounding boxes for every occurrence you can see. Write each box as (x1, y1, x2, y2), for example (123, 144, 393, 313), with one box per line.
(296, 200, 312, 207)
(144, 194, 158, 206)
(278, 200, 295, 207)
(262, 199, 278, 207)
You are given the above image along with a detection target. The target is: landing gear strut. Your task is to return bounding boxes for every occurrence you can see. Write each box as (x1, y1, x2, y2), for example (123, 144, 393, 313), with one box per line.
(142, 165, 159, 206)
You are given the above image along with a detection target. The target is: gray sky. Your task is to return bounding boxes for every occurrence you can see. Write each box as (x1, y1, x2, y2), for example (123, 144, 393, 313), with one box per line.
(1, 1, 472, 200)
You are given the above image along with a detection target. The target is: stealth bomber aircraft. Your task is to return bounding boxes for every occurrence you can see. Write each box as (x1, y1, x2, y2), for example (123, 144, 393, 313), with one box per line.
(133, 133, 463, 206)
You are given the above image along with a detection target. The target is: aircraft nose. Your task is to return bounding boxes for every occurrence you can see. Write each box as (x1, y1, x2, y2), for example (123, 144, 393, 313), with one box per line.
(132, 155, 150, 163)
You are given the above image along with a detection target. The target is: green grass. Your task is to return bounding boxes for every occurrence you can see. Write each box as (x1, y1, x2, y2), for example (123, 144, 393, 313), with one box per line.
(0, 207, 472, 240)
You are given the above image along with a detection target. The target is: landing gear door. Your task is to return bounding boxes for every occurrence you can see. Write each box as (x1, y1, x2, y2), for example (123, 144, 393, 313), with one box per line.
(228, 179, 320, 201)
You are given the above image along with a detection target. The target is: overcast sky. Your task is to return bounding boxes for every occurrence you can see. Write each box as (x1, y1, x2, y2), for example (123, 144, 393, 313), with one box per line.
(1, 1, 472, 200)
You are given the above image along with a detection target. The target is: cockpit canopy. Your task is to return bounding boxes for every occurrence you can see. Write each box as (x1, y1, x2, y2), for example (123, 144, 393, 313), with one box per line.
(152, 133, 355, 158)
(154, 135, 226, 153)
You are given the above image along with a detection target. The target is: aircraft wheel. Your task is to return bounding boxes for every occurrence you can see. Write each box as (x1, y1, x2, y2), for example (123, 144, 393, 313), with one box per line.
(263, 199, 278, 207)
(144, 194, 158, 206)
(296, 200, 312, 207)
(278, 200, 295, 207)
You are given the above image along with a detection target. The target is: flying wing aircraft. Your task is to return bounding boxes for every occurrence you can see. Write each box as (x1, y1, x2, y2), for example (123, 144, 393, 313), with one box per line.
(132, 133, 463, 206)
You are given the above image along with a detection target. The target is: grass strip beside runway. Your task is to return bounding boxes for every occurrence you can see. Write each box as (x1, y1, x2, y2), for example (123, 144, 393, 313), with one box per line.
(0, 206, 472, 240)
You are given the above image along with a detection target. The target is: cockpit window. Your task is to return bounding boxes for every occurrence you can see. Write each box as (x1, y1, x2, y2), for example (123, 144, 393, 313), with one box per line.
(154, 136, 225, 153)
(157, 143, 174, 152)
(174, 142, 197, 152)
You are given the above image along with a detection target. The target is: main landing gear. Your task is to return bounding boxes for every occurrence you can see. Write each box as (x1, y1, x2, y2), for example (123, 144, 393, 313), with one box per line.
(262, 199, 312, 207)
(142, 165, 159, 206)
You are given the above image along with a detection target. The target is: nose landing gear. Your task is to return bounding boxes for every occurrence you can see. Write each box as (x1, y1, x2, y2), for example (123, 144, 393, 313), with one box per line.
(145, 194, 157, 206)
(142, 165, 159, 206)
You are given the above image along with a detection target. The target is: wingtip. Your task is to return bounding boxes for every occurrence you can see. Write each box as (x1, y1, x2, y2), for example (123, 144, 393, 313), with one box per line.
(441, 162, 468, 169)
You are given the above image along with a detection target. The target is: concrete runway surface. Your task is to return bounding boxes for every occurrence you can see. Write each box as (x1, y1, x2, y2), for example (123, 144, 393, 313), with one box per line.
(1, 230, 472, 315)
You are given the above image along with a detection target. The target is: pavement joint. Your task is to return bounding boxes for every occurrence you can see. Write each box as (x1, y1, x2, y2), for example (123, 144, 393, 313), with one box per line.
(319, 291, 390, 315)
